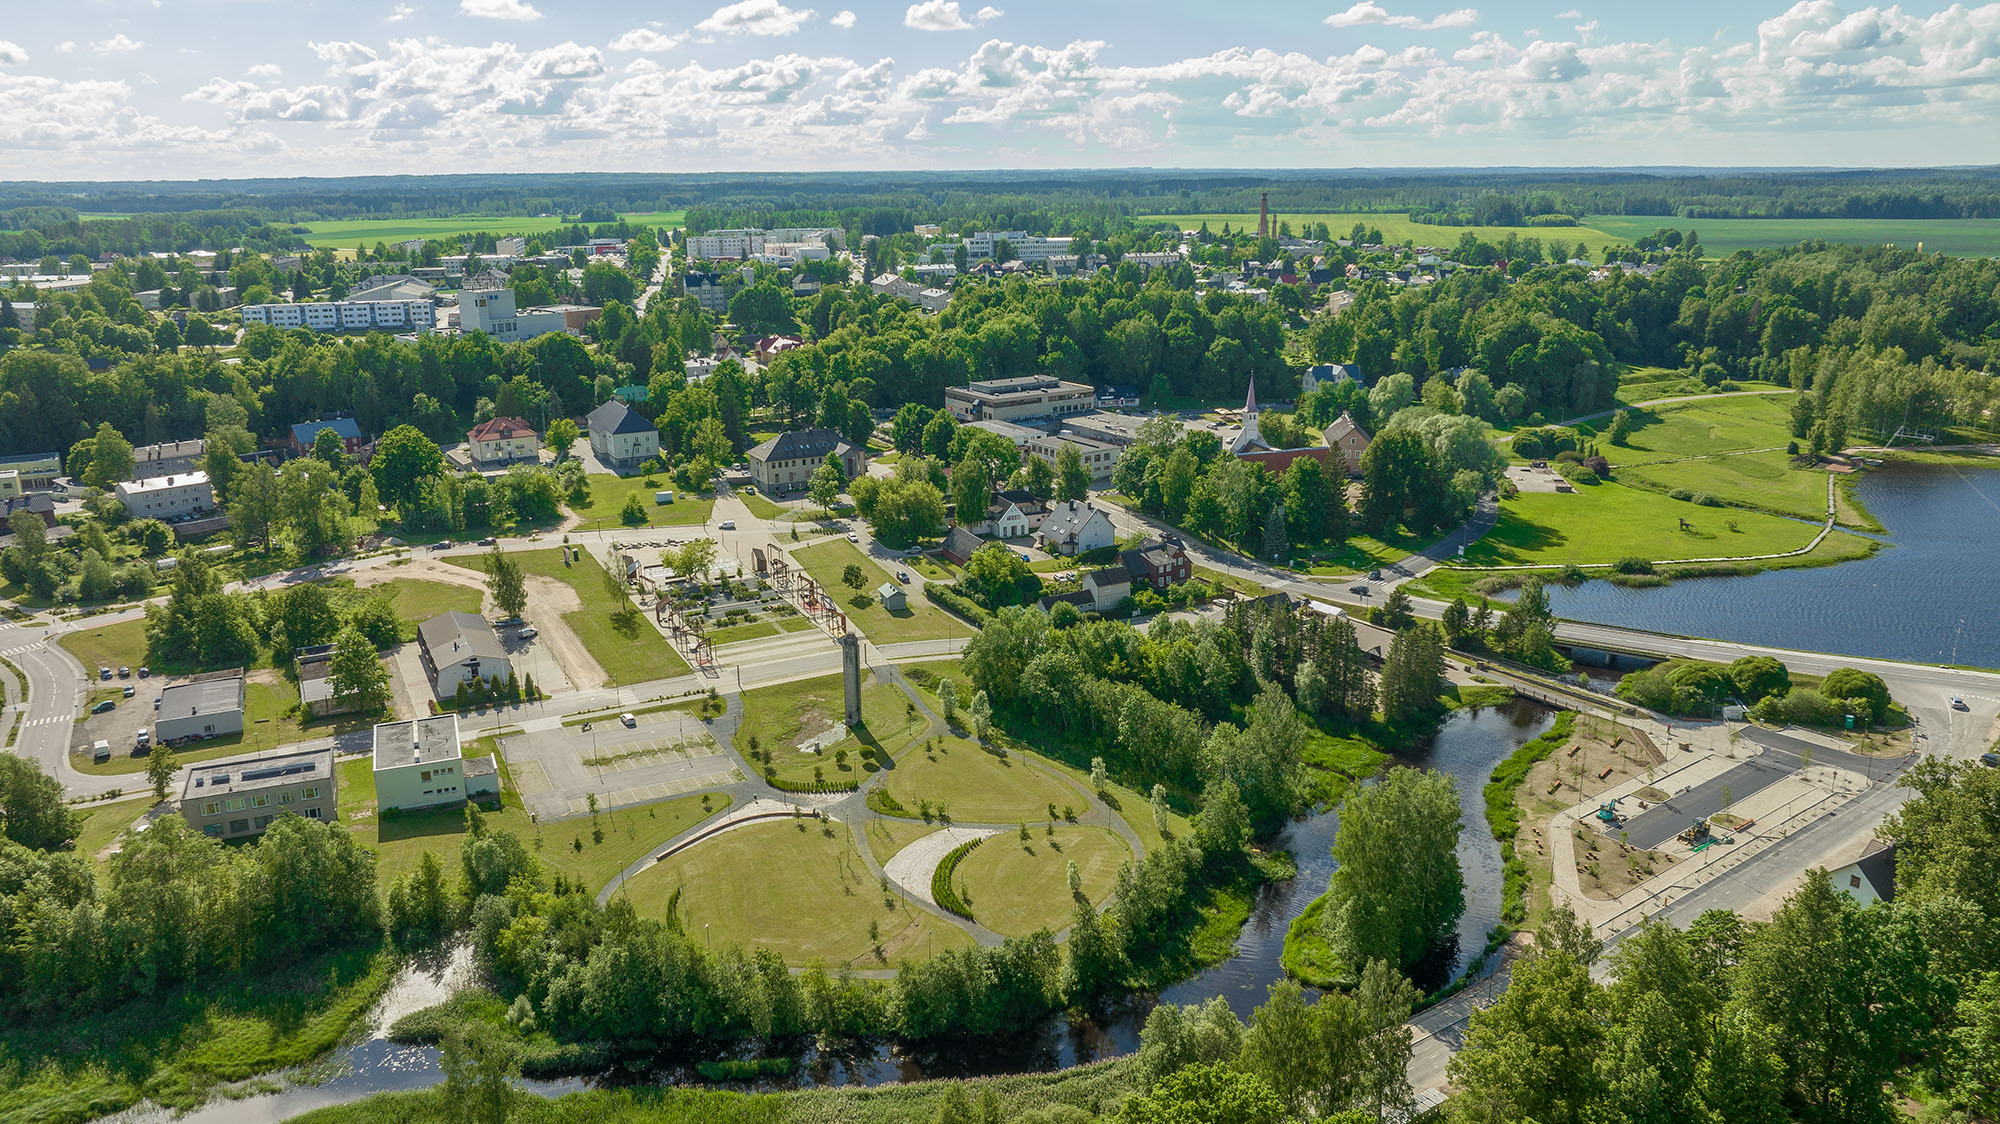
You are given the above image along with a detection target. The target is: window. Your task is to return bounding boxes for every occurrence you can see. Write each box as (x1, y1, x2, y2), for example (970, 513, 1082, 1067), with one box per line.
(229, 819, 249, 834)
(204, 824, 223, 836)
(1850, 875, 1863, 888)
(254, 815, 272, 830)
(202, 801, 220, 816)
(226, 797, 247, 812)
(250, 794, 269, 808)
(305, 807, 323, 820)
(301, 787, 320, 800)
(421, 769, 432, 783)
(280, 792, 294, 805)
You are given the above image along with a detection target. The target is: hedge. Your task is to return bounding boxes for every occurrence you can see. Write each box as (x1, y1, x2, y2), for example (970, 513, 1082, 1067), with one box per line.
(932, 837, 983, 921)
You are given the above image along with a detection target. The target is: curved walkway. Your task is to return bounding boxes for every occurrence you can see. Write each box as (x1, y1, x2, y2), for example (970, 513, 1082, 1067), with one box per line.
(882, 826, 1001, 908)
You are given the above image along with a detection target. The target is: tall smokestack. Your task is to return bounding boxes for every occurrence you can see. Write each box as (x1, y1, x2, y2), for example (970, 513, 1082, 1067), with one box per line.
(1258, 192, 1270, 240)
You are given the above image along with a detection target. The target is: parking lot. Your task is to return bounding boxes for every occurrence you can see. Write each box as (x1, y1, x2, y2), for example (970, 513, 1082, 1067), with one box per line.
(69, 667, 163, 762)
(498, 709, 739, 821)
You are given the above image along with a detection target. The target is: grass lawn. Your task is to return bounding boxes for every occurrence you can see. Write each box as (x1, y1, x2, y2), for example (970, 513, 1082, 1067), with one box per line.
(862, 817, 941, 866)
(449, 549, 688, 685)
(882, 737, 1084, 825)
(1141, 211, 1627, 259)
(737, 490, 792, 520)
(950, 825, 1128, 937)
(295, 210, 684, 249)
(569, 474, 715, 530)
(336, 753, 727, 895)
(370, 578, 484, 631)
(1588, 214, 2000, 257)
(1456, 480, 1873, 568)
(706, 619, 778, 645)
(59, 618, 151, 676)
(75, 796, 156, 867)
(1297, 531, 1427, 576)
(734, 671, 923, 787)
(623, 818, 975, 968)
(1604, 396, 1872, 525)
(792, 539, 966, 645)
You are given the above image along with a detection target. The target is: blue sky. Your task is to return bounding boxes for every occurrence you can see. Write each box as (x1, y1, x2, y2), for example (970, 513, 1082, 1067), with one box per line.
(2, 0, 1997, 179)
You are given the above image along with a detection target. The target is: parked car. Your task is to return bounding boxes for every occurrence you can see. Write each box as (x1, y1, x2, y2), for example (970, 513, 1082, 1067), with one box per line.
(135, 728, 149, 748)
(620, 712, 637, 728)
(517, 626, 539, 640)
(430, 540, 452, 551)
(118, 667, 130, 678)
(896, 570, 910, 583)
(718, 520, 737, 531)
(847, 532, 860, 543)
(99, 667, 112, 681)
(122, 685, 135, 699)
(1350, 584, 1371, 596)
(1018, 552, 1031, 562)
(137, 666, 150, 678)
(1983, 752, 2000, 768)
(479, 537, 497, 546)
(90, 699, 115, 714)
(92, 740, 110, 763)
(1951, 697, 1969, 710)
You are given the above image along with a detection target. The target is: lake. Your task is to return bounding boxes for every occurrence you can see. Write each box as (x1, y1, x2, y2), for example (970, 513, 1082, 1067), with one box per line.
(1539, 461, 2000, 667)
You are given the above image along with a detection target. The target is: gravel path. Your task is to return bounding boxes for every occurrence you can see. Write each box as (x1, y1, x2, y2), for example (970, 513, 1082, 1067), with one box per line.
(882, 826, 1002, 908)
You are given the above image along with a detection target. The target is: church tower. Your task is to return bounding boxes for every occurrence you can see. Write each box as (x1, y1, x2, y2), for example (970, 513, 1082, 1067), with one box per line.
(1230, 377, 1266, 454)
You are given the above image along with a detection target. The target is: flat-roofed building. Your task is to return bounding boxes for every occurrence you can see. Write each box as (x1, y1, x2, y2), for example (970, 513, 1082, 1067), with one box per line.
(155, 672, 246, 743)
(372, 714, 496, 812)
(181, 749, 336, 838)
(945, 375, 1095, 423)
(1026, 433, 1120, 484)
(115, 471, 214, 521)
(964, 418, 1042, 449)
(0, 452, 60, 491)
(1061, 410, 1174, 448)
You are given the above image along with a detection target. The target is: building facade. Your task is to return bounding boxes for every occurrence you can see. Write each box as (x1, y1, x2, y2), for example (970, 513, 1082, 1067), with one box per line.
(945, 376, 1095, 423)
(417, 612, 512, 696)
(115, 471, 215, 520)
(372, 714, 479, 813)
(1034, 501, 1117, 556)
(239, 299, 436, 332)
(155, 673, 246, 743)
(467, 417, 539, 468)
(180, 749, 335, 839)
(131, 439, 206, 480)
(457, 286, 567, 343)
(585, 401, 660, 475)
(747, 428, 864, 495)
(1026, 433, 1120, 484)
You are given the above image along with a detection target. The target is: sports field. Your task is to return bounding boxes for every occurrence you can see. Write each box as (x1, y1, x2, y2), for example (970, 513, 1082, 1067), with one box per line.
(1142, 211, 2000, 259)
(295, 210, 684, 249)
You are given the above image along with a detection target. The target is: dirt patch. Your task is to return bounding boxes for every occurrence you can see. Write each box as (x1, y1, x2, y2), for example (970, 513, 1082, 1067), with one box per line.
(352, 559, 492, 603)
(519, 574, 603, 690)
(1527, 713, 1667, 804)
(1573, 823, 1680, 900)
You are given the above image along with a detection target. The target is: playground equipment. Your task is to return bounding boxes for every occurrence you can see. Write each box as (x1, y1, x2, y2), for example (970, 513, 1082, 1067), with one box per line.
(1677, 819, 1712, 847)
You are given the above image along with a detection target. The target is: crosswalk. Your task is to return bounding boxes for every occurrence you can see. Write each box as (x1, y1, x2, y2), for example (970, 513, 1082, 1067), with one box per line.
(0, 644, 39, 658)
(17, 716, 68, 729)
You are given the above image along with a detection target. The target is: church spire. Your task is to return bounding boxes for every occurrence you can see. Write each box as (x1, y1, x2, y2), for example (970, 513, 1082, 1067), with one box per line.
(1230, 376, 1265, 454)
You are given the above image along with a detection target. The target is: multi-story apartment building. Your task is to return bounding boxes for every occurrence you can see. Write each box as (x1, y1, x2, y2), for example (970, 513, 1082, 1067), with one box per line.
(1026, 432, 1120, 484)
(965, 231, 1073, 263)
(180, 749, 336, 839)
(131, 439, 206, 480)
(456, 285, 568, 343)
(239, 299, 437, 332)
(114, 471, 214, 520)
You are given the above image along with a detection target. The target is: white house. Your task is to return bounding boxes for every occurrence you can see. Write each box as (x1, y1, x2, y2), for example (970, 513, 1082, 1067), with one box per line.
(416, 611, 512, 697)
(1826, 838, 1897, 907)
(115, 471, 214, 521)
(585, 400, 660, 475)
(1034, 500, 1116, 556)
(371, 714, 499, 813)
(969, 489, 1046, 539)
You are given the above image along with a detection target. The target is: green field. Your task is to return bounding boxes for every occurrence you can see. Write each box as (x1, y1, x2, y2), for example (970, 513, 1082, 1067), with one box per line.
(1455, 480, 1877, 570)
(568, 474, 715, 530)
(75, 797, 156, 867)
(622, 818, 975, 967)
(883, 737, 1087, 825)
(1607, 396, 1873, 526)
(948, 825, 1128, 937)
(59, 618, 151, 676)
(1142, 211, 2000, 260)
(296, 210, 685, 249)
(448, 549, 689, 685)
(792, 540, 967, 645)
(735, 670, 922, 787)
(369, 577, 484, 632)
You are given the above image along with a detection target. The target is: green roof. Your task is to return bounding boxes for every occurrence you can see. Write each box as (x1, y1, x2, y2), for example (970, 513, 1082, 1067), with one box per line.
(612, 385, 649, 402)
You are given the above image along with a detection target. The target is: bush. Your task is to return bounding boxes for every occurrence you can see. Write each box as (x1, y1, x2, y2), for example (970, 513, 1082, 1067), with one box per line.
(1821, 668, 1892, 715)
(1583, 455, 1610, 478)
(1691, 493, 1722, 507)
(1612, 557, 1655, 575)
(933, 837, 983, 920)
(1750, 687, 1843, 727)
(924, 582, 993, 627)
(1668, 488, 1694, 502)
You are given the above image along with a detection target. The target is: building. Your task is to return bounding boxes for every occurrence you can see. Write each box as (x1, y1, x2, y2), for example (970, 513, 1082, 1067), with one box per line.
(1827, 838, 1897, 906)
(1, 300, 36, 334)
(131, 439, 206, 480)
(1061, 410, 1171, 448)
(585, 400, 660, 475)
(940, 526, 984, 566)
(684, 271, 728, 312)
(467, 417, 539, 468)
(965, 231, 1073, 263)
(288, 417, 366, 458)
(1230, 378, 1340, 476)
(1120, 251, 1186, 272)
(870, 273, 952, 313)
(114, 471, 214, 521)
(456, 285, 568, 343)
(746, 428, 864, 495)
(371, 714, 497, 813)
(1122, 539, 1192, 591)
(876, 582, 907, 611)
(180, 749, 336, 839)
(1026, 433, 1120, 485)
(964, 418, 1042, 450)
(945, 375, 1096, 423)
(969, 489, 1046, 538)
(1082, 567, 1131, 612)
(293, 645, 348, 719)
(687, 230, 766, 260)
(348, 276, 440, 304)
(1325, 411, 1373, 476)
(1302, 364, 1361, 394)
(0, 492, 57, 528)
(1034, 500, 1117, 556)
(156, 672, 247, 743)
(239, 298, 436, 332)
(751, 335, 806, 363)
(0, 452, 61, 491)
(417, 611, 513, 696)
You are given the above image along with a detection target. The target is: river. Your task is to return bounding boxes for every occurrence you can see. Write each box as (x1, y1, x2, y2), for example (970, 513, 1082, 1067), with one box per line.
(105, 700, 1556, 1122)
(1537, 460, 2000, 666)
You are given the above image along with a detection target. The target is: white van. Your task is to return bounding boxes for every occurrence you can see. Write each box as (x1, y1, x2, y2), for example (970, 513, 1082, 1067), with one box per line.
(92, 740, 111, 763)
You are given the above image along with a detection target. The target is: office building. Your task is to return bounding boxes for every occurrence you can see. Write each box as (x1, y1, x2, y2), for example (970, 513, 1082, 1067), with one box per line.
(1026, 432, 1120, 484)
(155, 672, 246, 743)
(180, 749, 336, 838)
(945, 375, 1095, 423)
(456, 285, 568, 343)
(371, 714, 497, 812)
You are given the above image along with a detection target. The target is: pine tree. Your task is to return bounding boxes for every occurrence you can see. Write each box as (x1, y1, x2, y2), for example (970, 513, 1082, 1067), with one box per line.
(1261, 499, 1289, 562)
(522, 672, 538, 701)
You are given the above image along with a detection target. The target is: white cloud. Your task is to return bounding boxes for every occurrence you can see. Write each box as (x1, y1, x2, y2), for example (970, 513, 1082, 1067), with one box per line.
(56, 41, 75, 54)
(385, 3, 417, 21)
(837, 57, 894, 90)
(1325, 3, 1479, 30)
(0, 41, 28, 66)
(905, 1, 973, 30)
(697, 0, 816, 36)
(830, 8, 856, 26)
(247, 63, 283, 79)
(459, 0, 540, 21)
(976, 6, 1004, 20)
(93, 34, 145, 53)
(1556, 8, 1580, 17)
(611, 27, 689, 52)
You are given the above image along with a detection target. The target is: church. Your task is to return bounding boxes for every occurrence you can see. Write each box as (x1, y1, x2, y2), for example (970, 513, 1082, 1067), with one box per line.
(1229, 378, 1370, 478)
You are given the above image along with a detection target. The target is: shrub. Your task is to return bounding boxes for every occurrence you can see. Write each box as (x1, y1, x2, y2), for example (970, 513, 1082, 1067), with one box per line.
(1584, 455, 1610, 478)
(1668, 488, 1694, 502)
(1750, 687, 1843, 727)
(1821, 668, 1892, 715)
(1612, 557, 1655, 575)
(932, 837, 983, 920)
(1691, 493, 1722, 507)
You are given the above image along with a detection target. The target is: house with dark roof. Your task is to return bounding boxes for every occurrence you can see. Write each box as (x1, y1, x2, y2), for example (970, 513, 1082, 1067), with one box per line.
(940, 525, 984, 566)
(131, 439, 206, 480)
(1034, 500, 1116, 557)
(1122, 539, 1191, 591)
(288, 416, 365, 458)
(1827, 838, 1897, 907)
(585, 401, 659, 475)
(746, 428, 863, 495)
(1082, 566, 1131, 612)
(968, 488, 1046, 538)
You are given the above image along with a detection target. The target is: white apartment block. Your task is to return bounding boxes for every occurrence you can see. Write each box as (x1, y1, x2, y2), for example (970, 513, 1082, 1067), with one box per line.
(115, 471, 215, 520)
(966, 231, 1073, 263)
(240, 300, 436, 332)
(687, 230, 765, 260)
(456, 286, 567, 343)
(688, 227, 843, 261)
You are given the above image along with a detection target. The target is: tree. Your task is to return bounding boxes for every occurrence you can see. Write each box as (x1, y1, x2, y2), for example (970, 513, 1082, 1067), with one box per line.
(1119, 1062, 1283, 1124)
(1353, 958, 1420, 1123)
(890, 402, 931, 453)
(620, 492, 647, 526)
(1321, 766, 1464, 978)
(1260, 499, 1288, 562)
(544, 417, 580, 460)
(485, 547, 527, 619)
(841, 562, 867, 590)
(937, 677, 959, 726)
(0, 755, 82, 850)
(228, 462, 283, 549)
(808, 453, 846, 511)
(147, 743, 179, 803)
(1728, 655, 1791, 704)
(951, 453, 991, 525)
(84, 422, 135, 490)
(311, 426, 348, 468)
(1605, 408, 1634, 446)
(1449, 943, 1607, 1124)
(1820, 667, 1891, 717)
(372, 424, 448, 511)
(1376, 586, 1416, 631)
(921, 410, 958, 459)
(969, 689, 992, 741)
(1054, 443, 1090, 503)
(328, 626, 391, 714)
(439, 1022, 521, 1124)
(1378, 622, 1446, 725)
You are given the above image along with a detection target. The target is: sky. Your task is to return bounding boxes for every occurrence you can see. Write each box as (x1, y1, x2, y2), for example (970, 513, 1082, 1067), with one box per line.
(2, 0, 1998, 180)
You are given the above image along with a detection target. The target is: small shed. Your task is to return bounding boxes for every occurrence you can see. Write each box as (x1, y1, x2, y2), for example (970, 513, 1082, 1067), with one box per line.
(876, 582, 907, 611)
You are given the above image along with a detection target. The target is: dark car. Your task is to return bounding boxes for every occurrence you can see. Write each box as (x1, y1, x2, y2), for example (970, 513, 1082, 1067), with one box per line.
(90, 699, 116, 714)
(1983, 753, 2000, 768)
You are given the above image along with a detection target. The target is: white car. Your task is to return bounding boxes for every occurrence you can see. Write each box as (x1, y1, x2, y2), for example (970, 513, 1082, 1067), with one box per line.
(847, 532, 859, 543)
(620, 712, 637, 728)
(517, 626, 539, 640)
(1951, 697, 1969, 711)
(718, 519, 737, 531)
